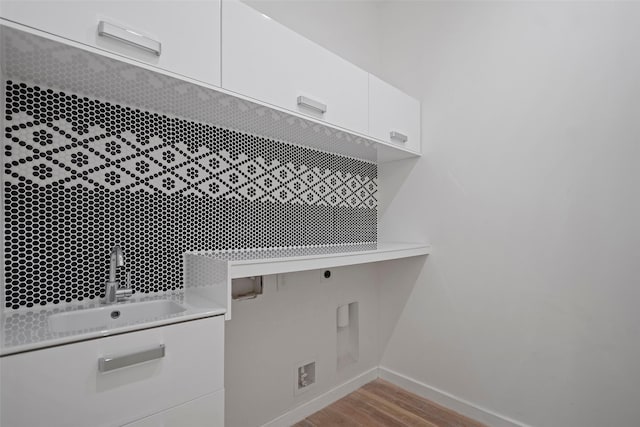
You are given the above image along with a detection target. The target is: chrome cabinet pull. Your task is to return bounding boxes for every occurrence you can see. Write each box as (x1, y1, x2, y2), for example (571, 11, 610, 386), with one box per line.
(390, 131, 408, 143)
(98, 21, 162, 56)
(98, 344, 165, 372)
(297, 96, 327, 114)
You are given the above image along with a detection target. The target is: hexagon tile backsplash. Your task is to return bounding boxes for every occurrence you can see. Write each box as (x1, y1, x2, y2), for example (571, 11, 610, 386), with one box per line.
(2, 80, 377, 309)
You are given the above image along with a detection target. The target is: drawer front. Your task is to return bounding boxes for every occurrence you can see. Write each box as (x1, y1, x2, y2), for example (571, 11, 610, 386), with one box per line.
(0, 0, 221, 86)
(122, 389, 224, 427)
(0, 316, 224, 427)
(222, 0, 369, 135)
(369, 74, 421, 153)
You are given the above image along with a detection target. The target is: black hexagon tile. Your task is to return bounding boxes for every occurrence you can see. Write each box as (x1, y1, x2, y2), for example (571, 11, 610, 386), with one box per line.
(2, 81, 378, 309)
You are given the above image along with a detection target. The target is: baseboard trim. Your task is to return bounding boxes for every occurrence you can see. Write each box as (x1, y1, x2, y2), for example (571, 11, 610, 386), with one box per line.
(261, 367, 379, 427)
(378, 367, 531, 427)
(261, 366, 530, 427)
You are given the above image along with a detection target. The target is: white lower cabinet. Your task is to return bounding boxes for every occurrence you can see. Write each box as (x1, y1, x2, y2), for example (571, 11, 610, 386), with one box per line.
(0, 316, 224, 427)
(122, 389, 224, 427)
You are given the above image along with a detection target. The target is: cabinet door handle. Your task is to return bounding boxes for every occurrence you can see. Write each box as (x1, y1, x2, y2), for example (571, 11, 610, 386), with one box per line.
(390, 131, 408, 143)
(297, 96, 327, 114)
(98, 344, 165, 372)
(98, 21, 162, 56)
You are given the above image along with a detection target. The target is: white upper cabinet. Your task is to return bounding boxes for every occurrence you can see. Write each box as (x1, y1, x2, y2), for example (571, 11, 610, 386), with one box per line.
(221, 0, 369, 135)
(1, 0, 421, 158)
(0, 0, 221, 86)
(369, 74, 421, 153)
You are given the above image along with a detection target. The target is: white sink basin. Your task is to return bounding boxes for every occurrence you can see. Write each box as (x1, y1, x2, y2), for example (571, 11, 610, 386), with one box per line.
(48, 300, 187, 333)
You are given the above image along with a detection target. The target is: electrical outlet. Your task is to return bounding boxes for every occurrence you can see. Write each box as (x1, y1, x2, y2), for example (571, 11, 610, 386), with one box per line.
(294, 361, 316, 395)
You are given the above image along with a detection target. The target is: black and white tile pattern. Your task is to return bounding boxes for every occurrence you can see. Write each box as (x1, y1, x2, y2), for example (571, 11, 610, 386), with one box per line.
(2, 81, 377, 309)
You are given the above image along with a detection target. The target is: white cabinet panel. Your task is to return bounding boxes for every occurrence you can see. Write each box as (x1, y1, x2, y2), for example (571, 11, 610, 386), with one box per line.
(0, 316, 224, 427)
(221, 0, 369, 135)
(122, 390, 224, 427)
(369, 74, 421, 153)
(0, 0, 221, 86)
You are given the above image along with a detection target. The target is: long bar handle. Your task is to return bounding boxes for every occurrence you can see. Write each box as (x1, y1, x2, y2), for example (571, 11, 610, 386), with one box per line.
(390, 131, 408, 143)
(297, 96, 327, 114)
(98, 21, 162, 56)
(98, 344, 165, 373)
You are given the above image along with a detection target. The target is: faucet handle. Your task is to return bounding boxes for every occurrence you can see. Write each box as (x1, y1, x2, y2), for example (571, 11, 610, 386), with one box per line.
(124, 270, 132, 289)
(114, 271, 133, 302)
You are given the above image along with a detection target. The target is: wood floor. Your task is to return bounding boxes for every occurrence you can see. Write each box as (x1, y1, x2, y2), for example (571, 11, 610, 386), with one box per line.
(292, 379, 487, 427)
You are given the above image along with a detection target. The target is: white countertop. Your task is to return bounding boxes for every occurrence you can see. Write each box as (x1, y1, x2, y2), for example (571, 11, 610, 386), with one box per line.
(1, 242, 430, 356)
(228, 242, 432, 278)
(0, 291, 225, 356)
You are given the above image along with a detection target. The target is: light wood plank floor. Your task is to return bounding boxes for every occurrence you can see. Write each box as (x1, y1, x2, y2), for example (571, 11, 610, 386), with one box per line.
(292, 379, 487, 427)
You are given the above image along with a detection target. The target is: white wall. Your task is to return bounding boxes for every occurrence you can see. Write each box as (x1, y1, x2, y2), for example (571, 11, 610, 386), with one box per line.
(378, 2, 640, 426)
(225, 267, 381, 427)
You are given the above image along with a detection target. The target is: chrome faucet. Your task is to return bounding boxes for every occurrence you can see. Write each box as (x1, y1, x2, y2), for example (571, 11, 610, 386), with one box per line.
(103, 245, 132, 304)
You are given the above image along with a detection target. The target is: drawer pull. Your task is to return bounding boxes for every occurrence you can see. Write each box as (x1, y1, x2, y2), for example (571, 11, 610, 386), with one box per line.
(390, 131, 408, 143)
(297, 96, 327, 114)
(98, 21, 162, 56)
(98, 344, 165, 372)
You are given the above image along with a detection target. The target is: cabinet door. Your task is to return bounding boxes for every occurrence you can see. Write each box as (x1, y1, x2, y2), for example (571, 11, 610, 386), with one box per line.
(0, 316, 224, 427)
(122, 390, 224, 427)
(221, 0, 368, 135)
(0, 0, 221, 86)
(369, 74, 421, 153)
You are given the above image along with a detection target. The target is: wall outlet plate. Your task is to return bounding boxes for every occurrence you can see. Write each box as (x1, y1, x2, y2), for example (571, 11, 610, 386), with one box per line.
(294, 360, 317, 396)
(231, 276, 263, 300)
